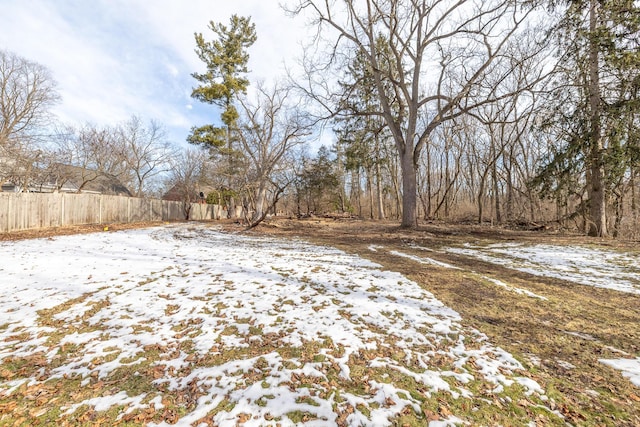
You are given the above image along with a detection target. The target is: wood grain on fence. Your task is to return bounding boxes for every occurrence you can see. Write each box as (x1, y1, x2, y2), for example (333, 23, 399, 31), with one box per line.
(0, 193, 222, 233)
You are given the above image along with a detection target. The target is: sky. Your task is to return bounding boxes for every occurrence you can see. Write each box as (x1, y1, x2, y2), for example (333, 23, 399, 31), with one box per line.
(0, 0, 310, 146)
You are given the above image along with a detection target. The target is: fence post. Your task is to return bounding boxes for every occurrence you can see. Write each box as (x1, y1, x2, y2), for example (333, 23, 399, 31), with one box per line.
(6, 195, 11, 233)
(61, 193, 65, 226)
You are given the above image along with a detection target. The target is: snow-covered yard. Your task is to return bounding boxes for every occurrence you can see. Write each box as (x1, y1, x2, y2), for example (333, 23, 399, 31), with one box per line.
(443, 241, 640, 388)
(446, 242, 640, 295)
(0, 223, 637, 426)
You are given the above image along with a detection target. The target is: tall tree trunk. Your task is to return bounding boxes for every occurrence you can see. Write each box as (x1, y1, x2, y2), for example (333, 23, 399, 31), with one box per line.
(225, 125, 237, 219)
(478, 173, 487, 225)
(385, 153, 402, 220)
(444, 139, 451, 219)
(295, 185, 302, 217)
(587, 0, 607, 237)
(336, 144, 347, 213)
(426, 144, 433, 219)
(491, 141, 502, 224)
(252, 180, 267, 222)
(400, 149, 417, 228)
(631, 170, 638, 238)
(351, 169, 362, 217)
(366, 168, 374, 219)
(504, 150, 514, 222)
(613, 189, 623, 238)
(375, 159, 385, 220)
(492, 163, 501, 224)
(529, 188, 536, 223)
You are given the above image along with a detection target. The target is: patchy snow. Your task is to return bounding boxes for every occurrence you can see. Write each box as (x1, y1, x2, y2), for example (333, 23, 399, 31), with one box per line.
(389, 250, 462, 270)
(446, 243, 640, 294)
(428, 417, 465, 427)
(406, 243, 435, 252)
(64, 391, 147, 415)
(0, 224, 549, 425)
(441, 241, 640, 390)
(605, 346, 632, 357)
(482, 277, 548, 300)
(599, 358, 640, 388)
(385, 247, 546, 300)
(556, 360, 576, 370)
(563, 330, 598, 341)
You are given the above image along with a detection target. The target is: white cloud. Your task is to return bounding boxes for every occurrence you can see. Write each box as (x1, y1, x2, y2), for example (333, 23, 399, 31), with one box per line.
(0, 0, 309, 145)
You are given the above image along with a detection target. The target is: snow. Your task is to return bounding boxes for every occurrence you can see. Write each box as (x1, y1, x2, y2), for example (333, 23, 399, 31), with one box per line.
(446, 242, 640, 294)
(482, 277, 548, 300)
(1, 223, 635, 425)
(443, 241, 640, 388)
(64, 391, 147, 415)
(388, 250, 462, 270)
(382, 245, 547, 300)
(599, 358, 640, 388)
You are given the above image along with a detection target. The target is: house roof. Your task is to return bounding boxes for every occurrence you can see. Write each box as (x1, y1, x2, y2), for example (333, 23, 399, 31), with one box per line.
(48, 165, 133, 196)
(162, 183, 215, 202)
(1, 164, 133, 196)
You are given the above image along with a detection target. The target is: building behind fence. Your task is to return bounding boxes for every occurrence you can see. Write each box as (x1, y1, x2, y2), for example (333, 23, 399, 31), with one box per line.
(0, 193, 226, 233)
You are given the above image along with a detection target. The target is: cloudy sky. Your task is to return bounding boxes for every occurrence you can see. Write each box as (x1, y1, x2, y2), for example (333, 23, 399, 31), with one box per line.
(0, 0, 310, 145)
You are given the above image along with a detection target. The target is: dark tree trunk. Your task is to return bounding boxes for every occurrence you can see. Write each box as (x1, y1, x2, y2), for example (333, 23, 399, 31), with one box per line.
(587, 0, 607, 237)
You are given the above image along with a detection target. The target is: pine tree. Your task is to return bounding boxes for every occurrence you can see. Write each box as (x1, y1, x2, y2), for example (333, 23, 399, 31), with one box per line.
(538, 0, 640, 237)
(188, 15, 257, 151)
(334, 39, 396, 220)
(187, 15, 256, 218)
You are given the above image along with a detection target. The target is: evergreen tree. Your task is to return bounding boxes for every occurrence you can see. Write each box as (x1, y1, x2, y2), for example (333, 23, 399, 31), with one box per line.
(334, 40, 395, 219)
(537, 0, 640, 236)
(295, 146, 340, 215)
(187, 14, 256, 217)
(188, 15, 257, 151)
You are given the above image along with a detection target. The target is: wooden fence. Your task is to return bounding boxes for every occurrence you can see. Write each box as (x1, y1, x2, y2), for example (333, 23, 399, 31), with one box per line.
(0, 193, 226, 233)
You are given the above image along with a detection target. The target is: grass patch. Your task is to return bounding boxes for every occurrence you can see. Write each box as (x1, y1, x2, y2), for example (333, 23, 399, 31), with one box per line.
(3, 221, 639, 426)
(283, 220, 640, 426)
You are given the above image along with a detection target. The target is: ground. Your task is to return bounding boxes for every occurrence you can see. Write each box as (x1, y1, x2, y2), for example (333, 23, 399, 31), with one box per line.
(255, 217, 640, 425)
(0, 218, 640, 426)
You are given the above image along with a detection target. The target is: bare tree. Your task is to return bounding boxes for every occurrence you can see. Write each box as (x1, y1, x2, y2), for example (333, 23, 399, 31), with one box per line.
(166, 149, 208, 219)
(52, 123, 126, 192)
(0, 50, 59, 188)
(236, 82, 313, 225)
(116, 115, 176, 197)
(0, 50, 59, 147)
(287, 0, 544, 228)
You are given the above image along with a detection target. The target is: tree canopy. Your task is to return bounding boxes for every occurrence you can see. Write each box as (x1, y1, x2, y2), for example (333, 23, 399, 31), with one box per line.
(188, 15, 257, 149)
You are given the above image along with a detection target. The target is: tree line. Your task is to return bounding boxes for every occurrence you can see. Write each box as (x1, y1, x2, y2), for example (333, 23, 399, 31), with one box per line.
(1, 1, 638, 238)
(0, 49, 180, 197)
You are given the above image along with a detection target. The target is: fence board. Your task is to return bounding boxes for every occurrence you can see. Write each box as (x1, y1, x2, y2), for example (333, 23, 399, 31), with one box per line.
(150, 199, 163, 221)
(0, 193, 211, 233)
(0, 194, 8, 232)
(100, 195, 128, 223)
(190, 203, 209, 220)
(128, 198, 148, 222)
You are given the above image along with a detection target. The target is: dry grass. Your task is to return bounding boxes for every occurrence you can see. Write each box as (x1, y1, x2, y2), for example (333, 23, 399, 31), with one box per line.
(0, 221, 174, 242)
(253, 217, 640, 426)
(1, 218, 638, 426)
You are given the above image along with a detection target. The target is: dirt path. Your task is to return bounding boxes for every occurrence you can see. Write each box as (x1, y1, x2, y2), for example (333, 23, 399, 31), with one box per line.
(252, 218, 640, 426)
